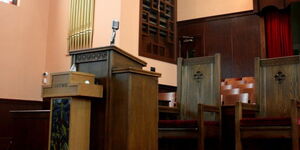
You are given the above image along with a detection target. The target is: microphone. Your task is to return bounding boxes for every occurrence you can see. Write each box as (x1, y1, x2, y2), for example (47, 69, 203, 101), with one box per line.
(112, 20, 119, 30)
(110, 20, 119, 45)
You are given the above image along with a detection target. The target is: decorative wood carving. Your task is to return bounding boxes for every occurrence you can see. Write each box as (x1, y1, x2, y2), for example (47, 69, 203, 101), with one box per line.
(274, 71, 286, 84)
(75, 51, 108, 63)
(193, 71, 204, 82)
(253, 0, 300, 12)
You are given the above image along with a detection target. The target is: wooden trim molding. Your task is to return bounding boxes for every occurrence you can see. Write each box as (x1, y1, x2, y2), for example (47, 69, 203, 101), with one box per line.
(182, 55, 215, 65)
(177, 11, 255, 25)
(259, 55, 300, 66)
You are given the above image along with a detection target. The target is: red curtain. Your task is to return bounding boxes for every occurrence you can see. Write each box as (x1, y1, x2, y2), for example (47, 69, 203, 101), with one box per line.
(265, 8, 293, 58)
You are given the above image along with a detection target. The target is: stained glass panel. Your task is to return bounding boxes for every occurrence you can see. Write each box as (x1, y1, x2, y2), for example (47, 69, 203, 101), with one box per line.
(50, 98, 71, 150)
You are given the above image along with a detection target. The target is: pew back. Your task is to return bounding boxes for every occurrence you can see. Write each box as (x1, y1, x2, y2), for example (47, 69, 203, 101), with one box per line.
(255, 55, 300, 117)
(177, 54, 221, 120)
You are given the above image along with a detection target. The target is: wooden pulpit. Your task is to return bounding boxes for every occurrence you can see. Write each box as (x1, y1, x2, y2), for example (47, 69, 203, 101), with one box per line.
(42, 72, 103, 150)
(70, 46, 158, 150)
(69, 46, 160, 150)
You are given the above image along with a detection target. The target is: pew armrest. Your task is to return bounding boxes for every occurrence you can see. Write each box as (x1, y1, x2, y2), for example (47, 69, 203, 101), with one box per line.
(235, 102, 258, 121)
(198, 104, 220, 113)
(292, 99, 300, 108)
(198, 104, 222, 126)
(291, 99, 299, 123)
(198, 103, 222, 149)
(240, 103, 259, 112)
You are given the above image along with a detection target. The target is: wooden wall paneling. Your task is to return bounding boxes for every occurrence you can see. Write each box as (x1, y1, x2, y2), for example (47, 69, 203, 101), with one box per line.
(204, 19, 233, 78)
(231, 15, 261, 77)
(259, 16, 267, 58)
(178, 12, 263, 79)
(11, 111, 50, 150)
(288, 0, 300, 4)
(0, 99, 43, 138)
(291, 2, 300, 53)
(177, 23, 204, 58)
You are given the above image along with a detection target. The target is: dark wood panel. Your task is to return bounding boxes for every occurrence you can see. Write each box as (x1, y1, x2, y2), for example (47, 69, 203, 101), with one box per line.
(178, 23, 204, 58)
(0, 99, 44, 150)
(11, 111, 49, 150)
(159, 84, 177, 93)
(0, 99, 43, 137)
(231, 15, 261, 77)
(177, 12, 263, 79)
(204, 19, 233, 78)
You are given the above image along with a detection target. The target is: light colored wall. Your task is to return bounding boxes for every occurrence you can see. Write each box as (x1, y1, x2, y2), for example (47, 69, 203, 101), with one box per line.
(45, 0, 71, 73)
(178, 0, 253, 21)
(93, 0, 121, 47)
(0, 0, 50, 100)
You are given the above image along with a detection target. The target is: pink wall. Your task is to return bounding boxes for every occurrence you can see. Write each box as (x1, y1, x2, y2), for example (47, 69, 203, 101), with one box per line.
(0, 0, 50, 100)
(178, 0, 253, 21)
(93, 0, 121, 47)
(45, 0, 70, 73)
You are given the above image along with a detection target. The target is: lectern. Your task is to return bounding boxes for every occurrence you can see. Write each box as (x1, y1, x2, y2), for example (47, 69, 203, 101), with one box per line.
(69, 46, 160, 150)
(42, 72, 103, 150)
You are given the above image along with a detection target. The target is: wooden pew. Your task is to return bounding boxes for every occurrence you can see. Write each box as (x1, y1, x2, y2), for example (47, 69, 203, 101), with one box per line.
(159, 54, 222, 150)
(235, 55, 300, 150)
(221, 77, 255, 105)
(159, 92, 176, 107)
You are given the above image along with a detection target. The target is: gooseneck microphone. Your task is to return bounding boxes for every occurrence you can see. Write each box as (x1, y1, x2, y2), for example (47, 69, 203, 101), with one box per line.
(110, 20, 120, 45)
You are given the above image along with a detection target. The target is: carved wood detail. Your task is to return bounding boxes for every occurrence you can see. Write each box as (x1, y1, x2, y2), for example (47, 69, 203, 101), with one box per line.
(75, 51, 108, 63)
